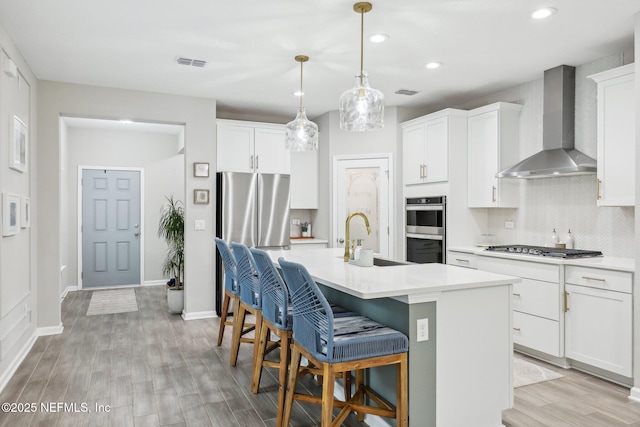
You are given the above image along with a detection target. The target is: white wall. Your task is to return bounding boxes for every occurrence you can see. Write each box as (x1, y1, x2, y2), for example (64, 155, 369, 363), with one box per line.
(0, 27, 38, 391)
(63, 127, 184, 290)
(37, 81, 217, 328)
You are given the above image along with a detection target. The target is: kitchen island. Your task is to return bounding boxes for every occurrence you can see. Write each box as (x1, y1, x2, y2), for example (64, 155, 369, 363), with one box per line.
(268, 248, 520, 427)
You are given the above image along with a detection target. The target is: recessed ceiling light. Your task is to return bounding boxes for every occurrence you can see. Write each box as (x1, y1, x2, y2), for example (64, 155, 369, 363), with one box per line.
(531, 7, 557, 19)
(425, 62, 443, 70)
(293, 90, 304, 97)
(120, 120, 133, 125)
(369, 33, 389, 43)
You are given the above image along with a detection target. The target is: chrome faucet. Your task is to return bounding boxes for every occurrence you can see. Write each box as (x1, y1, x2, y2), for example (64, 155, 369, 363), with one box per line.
(343, 211, 372, 262)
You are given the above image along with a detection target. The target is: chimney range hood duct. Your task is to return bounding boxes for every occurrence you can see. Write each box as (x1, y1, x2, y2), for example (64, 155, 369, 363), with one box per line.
(496, 65, 597, 178)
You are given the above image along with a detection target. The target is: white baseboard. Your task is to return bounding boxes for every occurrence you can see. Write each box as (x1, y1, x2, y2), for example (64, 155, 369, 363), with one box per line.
(37, 323, 64, 336)
(143, 280, 166, 286)
(60, 286, 78, 299)
(630, 387, 640, 402)
(0, 331, 37, 394)
(182, 310, 216, 321)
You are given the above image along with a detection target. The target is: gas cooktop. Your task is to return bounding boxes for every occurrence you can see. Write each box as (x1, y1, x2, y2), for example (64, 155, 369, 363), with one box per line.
(485, 245, 603, 259)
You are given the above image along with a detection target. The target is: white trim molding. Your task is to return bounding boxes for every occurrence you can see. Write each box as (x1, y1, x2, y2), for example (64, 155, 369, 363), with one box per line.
(37, 323, 64, 336)
(0, 332, 37, 394)
(181, 311, 216, 321)
(60, 286, 78, 299)
(630, 387, 640, 402)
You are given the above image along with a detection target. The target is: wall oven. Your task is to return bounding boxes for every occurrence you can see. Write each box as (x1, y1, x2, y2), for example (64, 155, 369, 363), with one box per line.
(406, 196, 446, 264)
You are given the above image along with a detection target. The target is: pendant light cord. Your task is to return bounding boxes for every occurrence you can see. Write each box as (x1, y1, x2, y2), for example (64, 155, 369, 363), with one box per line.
(299, 60, 304, 110)
(359, 7, 364, 84)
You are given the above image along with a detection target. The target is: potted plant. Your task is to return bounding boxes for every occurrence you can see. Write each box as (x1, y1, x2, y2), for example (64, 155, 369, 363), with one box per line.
(158, 195, 185, 314)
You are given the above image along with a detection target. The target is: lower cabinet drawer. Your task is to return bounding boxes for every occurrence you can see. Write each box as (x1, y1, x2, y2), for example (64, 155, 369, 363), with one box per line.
(512, 278, 559, 321)
(565, 265, 632, 294)
(448, 251, 477, 269)
(513, 311, 561, 357)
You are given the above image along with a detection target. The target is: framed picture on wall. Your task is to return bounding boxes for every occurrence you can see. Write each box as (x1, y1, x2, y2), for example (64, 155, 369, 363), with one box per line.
(193, 162, 209, 177)
(21, 196, 30, 228)
(3, 193, 20, 236)
(9, 115, 27, 172)
(194, 189, 209, 204)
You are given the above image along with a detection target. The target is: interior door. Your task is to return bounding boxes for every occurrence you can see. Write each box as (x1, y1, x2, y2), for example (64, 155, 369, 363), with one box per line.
(82, 169, 141, 287)
(333, 156, 390, 257)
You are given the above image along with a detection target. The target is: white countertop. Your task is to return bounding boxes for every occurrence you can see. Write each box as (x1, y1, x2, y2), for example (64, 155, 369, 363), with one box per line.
(267, 247, 519, 300)
(449, 246, 635, 272)
(290, 237, 329, 245)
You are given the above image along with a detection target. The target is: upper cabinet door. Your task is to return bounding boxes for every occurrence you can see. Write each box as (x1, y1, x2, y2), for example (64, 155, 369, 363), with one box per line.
(253, 127, 290, 174)
(589, 64, 635, 207)
(424, 116, 449, 183)
(403, 123, 426, 185)
(467, 102, 521, 208)
(217, 124, 254, 173)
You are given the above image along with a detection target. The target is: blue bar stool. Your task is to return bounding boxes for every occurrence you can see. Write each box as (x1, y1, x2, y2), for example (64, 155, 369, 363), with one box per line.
(230, 242, 263, 367)
(278, 258, 409, 427)
(249, 247, 293, 427)
(214, 237, 246, 347)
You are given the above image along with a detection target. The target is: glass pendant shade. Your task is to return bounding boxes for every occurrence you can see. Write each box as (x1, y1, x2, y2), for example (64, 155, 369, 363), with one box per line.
(285, 107, 318, 151)
(339, 72, 384, 131)
(339, 2, 384, 132)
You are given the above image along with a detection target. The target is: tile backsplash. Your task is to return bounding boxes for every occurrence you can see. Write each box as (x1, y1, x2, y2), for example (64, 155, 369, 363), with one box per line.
(457, 52, 634, 258)
(488, 175, 634, 257)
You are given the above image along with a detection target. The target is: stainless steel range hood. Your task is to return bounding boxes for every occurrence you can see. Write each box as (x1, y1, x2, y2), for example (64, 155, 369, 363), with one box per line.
(496, 65, 597, 178)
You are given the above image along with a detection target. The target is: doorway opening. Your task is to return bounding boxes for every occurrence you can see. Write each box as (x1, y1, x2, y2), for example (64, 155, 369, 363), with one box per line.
(332, 154, 394, 258)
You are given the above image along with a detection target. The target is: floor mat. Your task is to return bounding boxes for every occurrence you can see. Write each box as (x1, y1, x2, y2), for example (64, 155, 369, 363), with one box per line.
(514, 356, 564, 387)
(86, 288, 139, 316)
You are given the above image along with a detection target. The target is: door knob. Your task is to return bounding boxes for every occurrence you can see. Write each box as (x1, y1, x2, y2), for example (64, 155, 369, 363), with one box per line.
(338, 238, 344, 244)
(134, 232, 140, 237)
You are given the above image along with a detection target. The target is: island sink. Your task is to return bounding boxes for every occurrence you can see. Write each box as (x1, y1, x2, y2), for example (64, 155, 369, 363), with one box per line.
(373, 257, 410, 267)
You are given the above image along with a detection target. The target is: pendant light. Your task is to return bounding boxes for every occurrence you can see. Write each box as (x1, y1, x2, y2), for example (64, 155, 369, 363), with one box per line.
(339, 2, 384, 131)
(285, 55, 319, 151)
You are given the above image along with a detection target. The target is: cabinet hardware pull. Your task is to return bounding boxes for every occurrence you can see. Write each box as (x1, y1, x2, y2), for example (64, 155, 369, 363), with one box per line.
(250, 155, 254, 170)
(492, 186, 496, 203)
(582, 276, 605, 282)
(455, 258, 469, 263)
(512, 293, 521, 297)
(423, 164, 427, 179)
(596, 178, 602, 200)
(256, 155, 259, 169)
(513, 327, 521, 332)
(564, 291, 569, 312)
(419, 164, 423, 179)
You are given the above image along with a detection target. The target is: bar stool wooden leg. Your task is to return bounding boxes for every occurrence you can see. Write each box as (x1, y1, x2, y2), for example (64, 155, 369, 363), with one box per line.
(251, 318, 269, 393)
(217, 292, 231, 346)
(355, 368, 365, 422)
(321, 363, 335, 427)
(276, 331, 291, 427)
(249, 310, 263, 388)
(230, 303, 247, 366)
(397, 353, 409, 427)
(283, 346, 302, 427)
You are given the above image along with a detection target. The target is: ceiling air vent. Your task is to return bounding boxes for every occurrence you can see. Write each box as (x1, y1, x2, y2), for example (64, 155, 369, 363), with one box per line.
(395, 89, 418, 96)
(176, 57, 207, 67)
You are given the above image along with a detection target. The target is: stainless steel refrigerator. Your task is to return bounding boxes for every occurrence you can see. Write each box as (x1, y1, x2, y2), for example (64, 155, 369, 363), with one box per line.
(215, 171, 290, 315)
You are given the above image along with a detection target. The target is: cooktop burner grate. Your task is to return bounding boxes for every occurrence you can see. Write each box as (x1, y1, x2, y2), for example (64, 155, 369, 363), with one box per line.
(485, 245, 603, 259)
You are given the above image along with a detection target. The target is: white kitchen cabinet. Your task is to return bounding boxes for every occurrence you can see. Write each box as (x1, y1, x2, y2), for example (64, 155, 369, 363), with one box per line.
(467, 102, 522, 208)
(290, 150, 318, 209)
(402, 109, 467, 185)
(588, 64, 635, 206)
(564, 265, 633, 377)
(217, 120, 290, 174)
(478, 255, 562, 357)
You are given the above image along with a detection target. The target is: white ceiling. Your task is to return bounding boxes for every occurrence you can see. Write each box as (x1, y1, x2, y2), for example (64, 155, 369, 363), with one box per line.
(1, 1, 638, 124)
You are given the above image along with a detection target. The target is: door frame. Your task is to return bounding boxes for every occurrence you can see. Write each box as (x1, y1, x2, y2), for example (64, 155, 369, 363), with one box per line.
(77, 165, 145, 289)
(331, 153, 394, 256)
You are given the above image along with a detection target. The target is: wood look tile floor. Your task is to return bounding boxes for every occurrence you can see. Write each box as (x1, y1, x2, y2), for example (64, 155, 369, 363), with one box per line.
(0, 285, 638, 427)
